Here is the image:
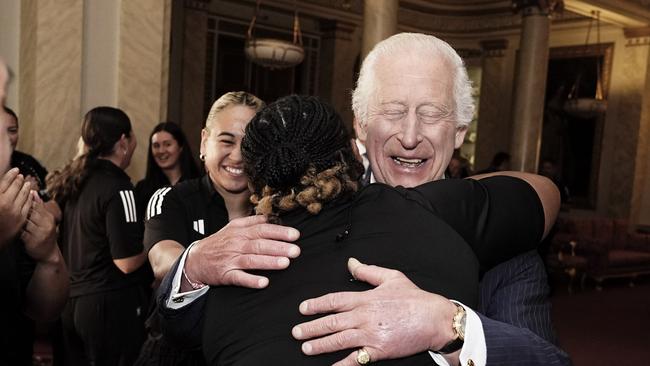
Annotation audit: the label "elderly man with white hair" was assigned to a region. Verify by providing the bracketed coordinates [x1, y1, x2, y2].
[157, 34, 571, 366]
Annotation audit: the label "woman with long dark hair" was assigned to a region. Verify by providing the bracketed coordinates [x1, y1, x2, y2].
[135, 121, 199, 221]
[48, 106, 148, 366]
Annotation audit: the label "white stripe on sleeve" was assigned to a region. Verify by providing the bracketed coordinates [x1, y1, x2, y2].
[146, 187, 172, 220]
[119, 191, 134, 223]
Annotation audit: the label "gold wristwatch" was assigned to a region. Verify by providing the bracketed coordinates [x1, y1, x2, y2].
[437, 303, 466, 354]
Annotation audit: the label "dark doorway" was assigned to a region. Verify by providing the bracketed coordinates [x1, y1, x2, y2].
[541, 44, 612, 208]
[208, 17, 319, 115]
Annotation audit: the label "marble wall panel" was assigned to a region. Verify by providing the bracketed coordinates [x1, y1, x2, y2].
[630, 44, 650, 227]
[603, 41, 650, 218]
[474, 46, 516, 171]
[19, 0, 83, 173]
[118, 0, 172, 181]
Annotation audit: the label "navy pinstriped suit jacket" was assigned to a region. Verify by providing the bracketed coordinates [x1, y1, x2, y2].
[477, 250, 572, 365]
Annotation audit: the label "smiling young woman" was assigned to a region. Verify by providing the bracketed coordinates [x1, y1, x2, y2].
[134, 121, 199, 222]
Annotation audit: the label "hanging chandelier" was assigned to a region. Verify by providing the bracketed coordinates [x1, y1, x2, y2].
[563, 10, 607, 119]
[244, 0, 304, 70]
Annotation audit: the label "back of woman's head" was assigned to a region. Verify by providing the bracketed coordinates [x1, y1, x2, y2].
[82, 107, 132, 158]
[144, 121, 199, 184]
[241, 95, 363, 218]
[48, 106, 132, 203]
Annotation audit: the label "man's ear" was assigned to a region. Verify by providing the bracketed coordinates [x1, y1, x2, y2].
[353, 118, 367, 144]
[350, 138, 363, 163]
[454, 126, 468, 149]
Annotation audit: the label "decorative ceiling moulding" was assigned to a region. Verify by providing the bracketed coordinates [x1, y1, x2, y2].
[480, 39, 509, 57]
[564, 0, 650, 28]
[185, 0, 210, 10]
[624, 26, 650, 46]
[399, 8, 524, 35]
[400, 0, 512, 17]
[512, 0, 565, 15]
[397, 2, 582, 38]
[220, 0, 362, 26]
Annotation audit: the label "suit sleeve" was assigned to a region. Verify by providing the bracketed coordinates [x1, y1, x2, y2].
[478, 251, 572, 365]
[157, 254, 206, 349]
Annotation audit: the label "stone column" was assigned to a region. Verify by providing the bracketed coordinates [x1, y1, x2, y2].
[19, 0, 84, 171]
[509, 1, 555, 172]
[319, 20, 359, 131]
[475, 39, 513, 171]
[361, 0, 398, 60]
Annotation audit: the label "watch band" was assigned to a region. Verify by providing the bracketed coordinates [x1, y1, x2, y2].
[437, 336, 464, 354]
[437, 303, 466, 354]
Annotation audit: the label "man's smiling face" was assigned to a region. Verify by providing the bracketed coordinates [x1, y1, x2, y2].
[359, 55, 467, 188]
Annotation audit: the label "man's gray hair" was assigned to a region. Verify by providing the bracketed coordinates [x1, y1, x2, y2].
[352, 33, 475, 128]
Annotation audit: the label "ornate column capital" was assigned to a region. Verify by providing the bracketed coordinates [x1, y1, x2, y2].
[624, 27, 650, 47]
[512, 0, 563, 16]
[480, 39, 509, 57]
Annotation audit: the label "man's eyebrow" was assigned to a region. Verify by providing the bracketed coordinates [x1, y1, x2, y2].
[378, 101, 407, 107]
[217, 132, 236, 138]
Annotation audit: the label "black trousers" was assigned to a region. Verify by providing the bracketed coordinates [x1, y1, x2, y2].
[61, 286, 147, 366]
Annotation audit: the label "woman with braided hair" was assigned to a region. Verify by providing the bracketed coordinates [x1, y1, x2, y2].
[199, 95, 559, 365]
[48, 106, 149, 365]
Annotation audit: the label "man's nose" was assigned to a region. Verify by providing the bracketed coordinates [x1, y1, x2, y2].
[398, 111, 422, 149]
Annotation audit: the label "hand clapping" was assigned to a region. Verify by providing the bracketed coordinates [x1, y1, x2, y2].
[0, 168, 33, 246]
[21, 191, 58, 262]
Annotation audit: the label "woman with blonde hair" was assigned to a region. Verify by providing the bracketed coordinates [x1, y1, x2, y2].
[137, 91, 265, 366]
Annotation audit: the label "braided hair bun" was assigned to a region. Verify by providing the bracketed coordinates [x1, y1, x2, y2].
[242, 95, 363, 217]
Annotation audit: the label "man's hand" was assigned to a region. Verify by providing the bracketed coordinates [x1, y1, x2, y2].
[0, 168, 32, 246]
[21, 192, 58, 263]
[292, 258, 458, 366]
[183, 215, 300, 289]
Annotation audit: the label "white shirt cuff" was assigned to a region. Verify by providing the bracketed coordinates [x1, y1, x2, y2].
[428, 301, 486, 366]
[165, 241, 210, 310]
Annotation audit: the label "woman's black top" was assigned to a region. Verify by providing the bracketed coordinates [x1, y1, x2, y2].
[60, 159, 144, 297]
[135, 174, 192, 223]
[202, 176, 545, 365]
[0, 239, 36, 365]
[143, 175, 230, 253]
